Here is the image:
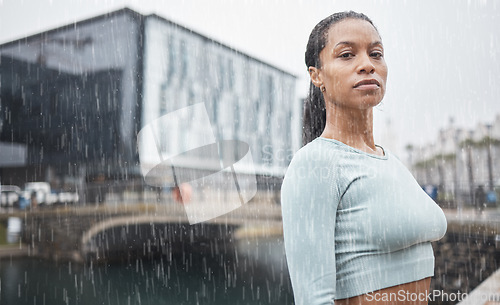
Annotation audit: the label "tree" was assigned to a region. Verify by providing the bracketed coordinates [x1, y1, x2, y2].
[475, 136, 500, 191]
[460, 138, 476, 205]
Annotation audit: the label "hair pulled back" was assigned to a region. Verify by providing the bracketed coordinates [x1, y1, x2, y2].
[302, 11, 378, 146]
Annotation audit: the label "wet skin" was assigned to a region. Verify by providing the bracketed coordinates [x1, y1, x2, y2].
[309, 18, 431, 304]
[309, 18, 388, 111]
[309, 18, 389, 156]
[336, 277, 431, 305]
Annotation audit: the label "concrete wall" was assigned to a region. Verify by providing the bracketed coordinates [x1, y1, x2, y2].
[431, 222, 500, 305]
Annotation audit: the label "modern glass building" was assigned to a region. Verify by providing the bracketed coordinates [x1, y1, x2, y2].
[0, 8, 299, 200]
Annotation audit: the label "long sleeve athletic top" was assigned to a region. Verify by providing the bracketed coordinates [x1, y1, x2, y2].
[281, 137, 447, 305]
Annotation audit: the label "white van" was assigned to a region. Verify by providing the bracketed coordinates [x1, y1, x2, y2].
[24, 182, 79, 205]
[24, 182, 58, 205]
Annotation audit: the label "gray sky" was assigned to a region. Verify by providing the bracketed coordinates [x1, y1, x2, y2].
[1, 0, 499, 157]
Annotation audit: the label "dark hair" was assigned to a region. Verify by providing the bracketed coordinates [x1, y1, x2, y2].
[302, 11, 378, 146]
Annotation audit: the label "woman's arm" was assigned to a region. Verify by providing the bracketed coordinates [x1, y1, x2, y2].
[281, 150, 340, 305]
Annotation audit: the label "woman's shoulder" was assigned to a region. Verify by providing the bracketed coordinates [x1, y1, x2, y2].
[283, 138, 346, 184]
[281, 138, 344, 207]
[289, 137, 345, 167]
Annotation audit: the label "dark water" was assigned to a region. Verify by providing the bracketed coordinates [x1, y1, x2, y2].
[0, 238, 294, 305]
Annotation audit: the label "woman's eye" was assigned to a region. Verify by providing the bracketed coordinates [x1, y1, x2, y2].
[371, 51, 383, 58]
[339, 53, 353, 58]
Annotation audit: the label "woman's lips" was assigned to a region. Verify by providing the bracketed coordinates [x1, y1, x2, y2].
[353, 79, 380, 90]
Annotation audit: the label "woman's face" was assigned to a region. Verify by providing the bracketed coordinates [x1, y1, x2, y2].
[309, 18, 388, 110]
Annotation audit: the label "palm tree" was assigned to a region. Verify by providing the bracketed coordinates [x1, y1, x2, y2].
[414, 159, 432, 185]
[434, 153, 456, 204]
[460, 138, 476, 205]
[475, 135, 500, 191]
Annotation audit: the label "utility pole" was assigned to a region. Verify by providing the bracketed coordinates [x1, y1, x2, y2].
[466, 131, 475, 206]
[486, 124, 494, 191]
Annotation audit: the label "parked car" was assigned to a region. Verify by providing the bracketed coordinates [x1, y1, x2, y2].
[0, 185, 21, 207]
[24, 182, 79, 206]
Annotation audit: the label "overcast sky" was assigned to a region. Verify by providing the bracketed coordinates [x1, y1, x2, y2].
[0, 0, 499, 157]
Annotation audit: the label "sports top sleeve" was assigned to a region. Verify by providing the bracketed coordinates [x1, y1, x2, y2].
[281, 147, 341, 305]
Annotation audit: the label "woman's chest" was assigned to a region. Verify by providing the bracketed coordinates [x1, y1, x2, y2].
[335, 160, 447, 252]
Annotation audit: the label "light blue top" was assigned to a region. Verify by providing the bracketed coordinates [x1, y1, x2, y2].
[281, 137, 447, 305]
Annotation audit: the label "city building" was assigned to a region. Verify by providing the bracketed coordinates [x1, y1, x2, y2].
[0, 8, 299, 202]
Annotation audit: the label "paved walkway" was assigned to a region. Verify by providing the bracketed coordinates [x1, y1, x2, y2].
[443, 207, 500, 235]
[457, 268, 500, 305]
[443, 207, 500, 222]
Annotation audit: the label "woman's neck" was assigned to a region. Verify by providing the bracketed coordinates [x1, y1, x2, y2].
[320, 105, 382, 156]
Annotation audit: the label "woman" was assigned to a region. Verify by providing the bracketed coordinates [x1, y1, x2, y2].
[281, 11, 447, 305]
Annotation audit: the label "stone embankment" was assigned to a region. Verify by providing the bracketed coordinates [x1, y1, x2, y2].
[432, 208, 500, 305]
[0, 244, 30, 258]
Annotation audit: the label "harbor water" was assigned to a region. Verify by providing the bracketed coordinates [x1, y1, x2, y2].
[0, 236, 294, 305]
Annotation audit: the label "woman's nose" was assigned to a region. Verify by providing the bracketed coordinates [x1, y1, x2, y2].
[357, 54, 375, 74]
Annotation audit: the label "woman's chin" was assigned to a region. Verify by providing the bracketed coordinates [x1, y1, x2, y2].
[357, 95, 384, 109]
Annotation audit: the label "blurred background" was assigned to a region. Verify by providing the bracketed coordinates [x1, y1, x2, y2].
[0, 1, 498, 304]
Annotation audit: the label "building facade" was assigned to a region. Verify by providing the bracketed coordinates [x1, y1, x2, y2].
[0, 9, 299, 201]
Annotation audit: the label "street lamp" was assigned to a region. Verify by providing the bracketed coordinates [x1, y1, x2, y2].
[466, 130, 475, 207]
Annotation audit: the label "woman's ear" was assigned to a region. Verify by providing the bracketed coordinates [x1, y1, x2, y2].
[308, 66, 323, 88]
